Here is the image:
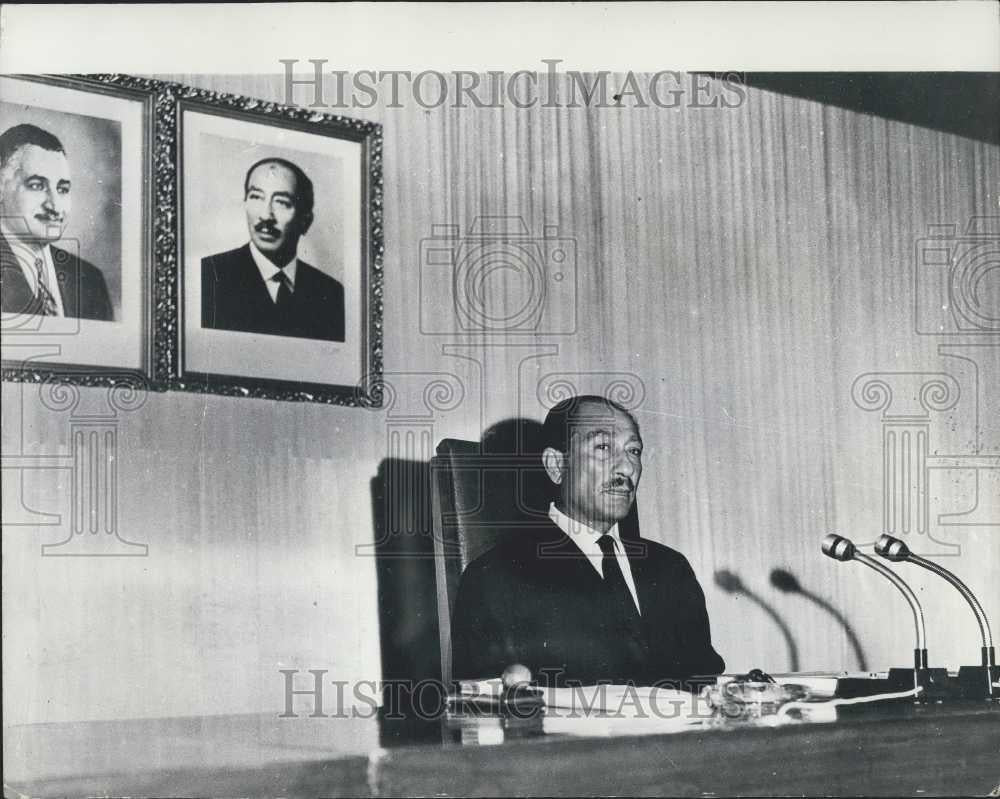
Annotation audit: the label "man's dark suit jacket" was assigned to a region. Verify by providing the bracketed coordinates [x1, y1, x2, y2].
[201, 244, 345, 342]
[451, 520, 725, 686]
[0, 233, 113, 321]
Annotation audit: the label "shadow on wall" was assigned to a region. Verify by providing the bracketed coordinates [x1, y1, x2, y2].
[714, 567, 869, 673]
[369, 455, 437, 739]
[770, 568, 868, 672]
[715, 569, 802, 673]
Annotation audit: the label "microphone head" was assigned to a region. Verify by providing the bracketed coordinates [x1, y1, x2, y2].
[875, 534, 910, 561]
[821, 534, 855, 562]
[770, 568, 801, 593]
[714, 569, 744, 593]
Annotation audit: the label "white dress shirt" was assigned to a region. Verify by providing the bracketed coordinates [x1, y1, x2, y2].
[548, 502, 641, 614]
[3, 231, 65, 316]
[249, 242, 298, 303]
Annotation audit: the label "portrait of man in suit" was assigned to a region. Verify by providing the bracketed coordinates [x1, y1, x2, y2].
[201, 157, 345, 343]
[452, 395, 725, 686]
[0, 123, 114, 321]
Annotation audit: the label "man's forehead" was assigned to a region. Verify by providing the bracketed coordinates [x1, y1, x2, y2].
[17, 145, 70, 178]
[568, 404, 641, 441]
[248, 162, 297, 192]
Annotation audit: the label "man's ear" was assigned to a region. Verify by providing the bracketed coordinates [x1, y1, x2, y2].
[299, 209, 314, 236]
[542, 447, 566, 485]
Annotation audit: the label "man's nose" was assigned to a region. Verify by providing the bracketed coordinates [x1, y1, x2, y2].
[44, 189, 68, 214]
[614, 453, 638, 480]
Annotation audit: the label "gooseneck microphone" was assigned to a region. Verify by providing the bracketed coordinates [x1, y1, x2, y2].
[875, 534, 996, 694]
[821, 534, 928, 669]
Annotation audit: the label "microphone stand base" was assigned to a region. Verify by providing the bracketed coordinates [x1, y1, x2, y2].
[955, 665, 1000, 700]
[833, 667, 998, 702]
[834, 669, 946, 701]
[887, 667, 951, 702]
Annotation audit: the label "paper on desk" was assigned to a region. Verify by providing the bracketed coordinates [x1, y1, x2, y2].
[540, 684, 714, 737]
[456, 677, 504, 698]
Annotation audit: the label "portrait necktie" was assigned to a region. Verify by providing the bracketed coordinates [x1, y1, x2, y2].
[34, 257, 58, 316]
[597, 534, 640, 624]
[271, 269, 292, 307]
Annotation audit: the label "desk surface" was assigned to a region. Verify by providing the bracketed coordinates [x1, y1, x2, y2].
[5, 701, 999, 797]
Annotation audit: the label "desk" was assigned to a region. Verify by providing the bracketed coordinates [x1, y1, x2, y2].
[5, 702, 999, 797]
[389, 702, 1000, 797]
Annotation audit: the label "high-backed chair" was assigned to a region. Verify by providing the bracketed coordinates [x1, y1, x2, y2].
[430, 438, 546, 685]
[430, 437, 639, 686]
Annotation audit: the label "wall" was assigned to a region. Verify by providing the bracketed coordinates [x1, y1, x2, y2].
[3, 73, 998, 725]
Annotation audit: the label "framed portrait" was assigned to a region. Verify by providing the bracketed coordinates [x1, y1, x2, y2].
[0, 74, 156, 387]
[172, 87, 384, 405]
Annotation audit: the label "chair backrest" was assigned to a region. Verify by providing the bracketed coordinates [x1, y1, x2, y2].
[430, 438, 550, 685]
[430, 436, 641, 685]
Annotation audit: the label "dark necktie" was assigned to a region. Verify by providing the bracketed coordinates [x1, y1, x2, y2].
[271, 269, 292, 307]
[597, 534, 640, 624]
[34, 257, 58, 316]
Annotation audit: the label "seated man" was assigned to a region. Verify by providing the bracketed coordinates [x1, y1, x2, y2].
[451, 394, 725, 686]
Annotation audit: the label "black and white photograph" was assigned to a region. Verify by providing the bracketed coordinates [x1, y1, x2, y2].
[0, 74, 153, 378]
[177, 96, 380, 402]
[1, 3, 998, 798]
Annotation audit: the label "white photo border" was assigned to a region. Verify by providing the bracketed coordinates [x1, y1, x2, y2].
[168, 86, 384, 407]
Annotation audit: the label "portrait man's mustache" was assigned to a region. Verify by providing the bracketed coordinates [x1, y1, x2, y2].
[253, 219, 280, 236]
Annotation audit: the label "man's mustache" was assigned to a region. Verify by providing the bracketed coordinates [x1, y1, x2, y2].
[603, 476, 635, 493]
[254, 220, 281, 235]
[34, 212, 64, 223]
